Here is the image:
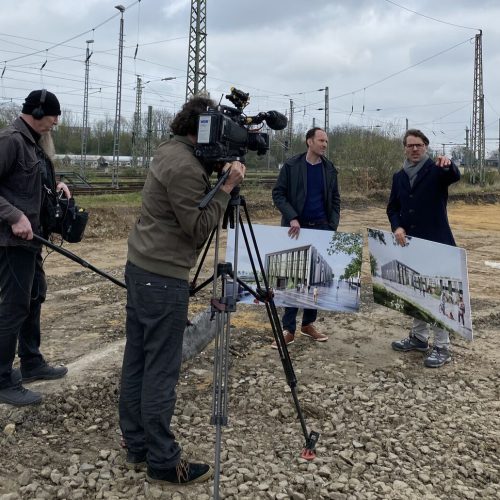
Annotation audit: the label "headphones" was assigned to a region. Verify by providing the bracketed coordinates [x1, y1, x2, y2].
[31, 89, 47, 120]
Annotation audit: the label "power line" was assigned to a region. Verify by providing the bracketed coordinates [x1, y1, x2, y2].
[199, 37, 475, 118]
[0, 0, 141, 65]
[383, 0, 481, 31]
[331, 37, 474, 101]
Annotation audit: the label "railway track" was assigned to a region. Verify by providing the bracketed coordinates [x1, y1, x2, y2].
[71, 184, 145, 195]
[71, 178, 276, 196]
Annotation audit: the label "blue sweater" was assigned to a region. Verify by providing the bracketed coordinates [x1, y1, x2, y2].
[300, 161, 327, 222]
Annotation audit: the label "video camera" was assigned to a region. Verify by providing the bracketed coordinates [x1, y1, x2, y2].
[195, 87, 288, 163]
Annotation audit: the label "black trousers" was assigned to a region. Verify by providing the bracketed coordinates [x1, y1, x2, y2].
[0, 246, 46, 389]
[119, 261, 190, 470]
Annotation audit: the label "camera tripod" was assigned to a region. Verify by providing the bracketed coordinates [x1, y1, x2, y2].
[191, 188, 319, 499]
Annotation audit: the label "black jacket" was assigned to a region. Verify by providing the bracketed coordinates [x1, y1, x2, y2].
[0, 117, 56, 247]
[272, 153, 341, 230]
[386, 158, 460, 246]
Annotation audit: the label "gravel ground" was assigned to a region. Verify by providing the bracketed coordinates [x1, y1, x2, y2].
[0, 201, 499, 500]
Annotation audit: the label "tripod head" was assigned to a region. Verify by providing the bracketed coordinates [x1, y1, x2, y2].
[222, 186, 246, 229]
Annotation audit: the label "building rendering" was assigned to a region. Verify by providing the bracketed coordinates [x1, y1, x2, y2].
[380, 259, 463, 297]
[265, 244, 333, 291]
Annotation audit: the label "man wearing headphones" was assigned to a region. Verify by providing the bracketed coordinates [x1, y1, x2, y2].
[0, 89, 70, 406]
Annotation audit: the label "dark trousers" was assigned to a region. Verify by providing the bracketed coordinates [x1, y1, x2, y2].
[119, 261, 189, 470]
[281, 223, 331, 334]
[0, 246, 46, 389]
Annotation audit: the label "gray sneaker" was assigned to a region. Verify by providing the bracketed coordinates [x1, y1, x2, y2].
[424, 346, 451, 368]
[391, 335, 428, 352]
[21, 363, 68, 383]
[0, 384, 42, 406]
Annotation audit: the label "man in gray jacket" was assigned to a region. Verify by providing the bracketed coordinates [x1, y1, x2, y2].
[119, 96, 245, 485]
[0, 90, 70, 407]
[271, 127, 340, 348]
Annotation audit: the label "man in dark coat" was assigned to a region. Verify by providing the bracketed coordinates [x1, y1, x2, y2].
[271, 127, 340, 348]
[387, 128, 460, 368]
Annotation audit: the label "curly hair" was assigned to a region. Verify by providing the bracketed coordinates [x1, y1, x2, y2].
[170, 96, 215, 136]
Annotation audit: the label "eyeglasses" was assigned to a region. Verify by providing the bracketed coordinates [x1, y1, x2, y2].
[405, 143, 426, 149]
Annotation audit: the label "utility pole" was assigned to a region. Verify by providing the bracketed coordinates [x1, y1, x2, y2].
[465, 126, 470, 177]
[80, 39, 93, 179]
[324, 86, 329, 132]
[287, 99, 294, 157]
[324, 86, 330, 158]
[471, 30, 485, 184]
[112, 4, 125, 188]
[186, 0, 207, 100]
[266, 126, 272, 169]
[405, 118, 409, 131]
[131, 76, 143, 168]
[143, 105, 153, 168]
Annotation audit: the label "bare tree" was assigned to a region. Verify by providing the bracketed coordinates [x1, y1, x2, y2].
[0, 103, 20, 127]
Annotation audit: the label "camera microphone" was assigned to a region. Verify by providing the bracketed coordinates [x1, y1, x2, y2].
[247, 111, 288, 131]
[263, 111, 288, 130]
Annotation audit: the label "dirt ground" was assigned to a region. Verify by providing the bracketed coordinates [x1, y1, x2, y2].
[0, 198, 499, 499]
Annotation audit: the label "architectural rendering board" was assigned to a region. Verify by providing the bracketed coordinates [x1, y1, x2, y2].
[226, 224, 363, 313]
[367, 228, 472, 340]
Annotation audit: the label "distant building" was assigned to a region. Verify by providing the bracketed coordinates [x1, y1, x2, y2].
[53, 154, 150, 169]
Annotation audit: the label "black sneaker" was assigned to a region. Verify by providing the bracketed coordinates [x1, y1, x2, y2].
[424, 346, 452, 368]
[147, 459, 213, 485]
[22, 364, 68, 383]
[391, 335, 428, 352]
[0, 384, 42, 406]
[126, 450, 147, 470]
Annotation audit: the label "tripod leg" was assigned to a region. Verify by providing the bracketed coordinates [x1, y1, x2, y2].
[210, 307, 230, 499]
[209, 218, 239, 499]
[264, 299, 319, 458]
[238, 200, 320, 459]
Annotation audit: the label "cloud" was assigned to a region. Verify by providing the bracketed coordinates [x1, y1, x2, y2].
[0, 0, 498, 153]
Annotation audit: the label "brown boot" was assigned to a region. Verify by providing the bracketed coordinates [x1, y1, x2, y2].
[271, 330, 295, 349]
[300, 324, 328, 342]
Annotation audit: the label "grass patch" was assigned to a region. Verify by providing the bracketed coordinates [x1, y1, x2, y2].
[75, 189, 267, 210]
[72, 172, 500, 210]
[449, 170, 500, 194]
[77, 192, 142, 208]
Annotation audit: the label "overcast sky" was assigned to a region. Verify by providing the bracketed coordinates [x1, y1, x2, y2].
[1, 0, 499, 156]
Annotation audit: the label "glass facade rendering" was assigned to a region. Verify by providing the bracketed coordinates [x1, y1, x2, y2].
[265, 245, 333, 290]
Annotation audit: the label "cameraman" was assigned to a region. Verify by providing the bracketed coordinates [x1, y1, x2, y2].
[119, 96, 245, 485]
[0, 90, 70, 407]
